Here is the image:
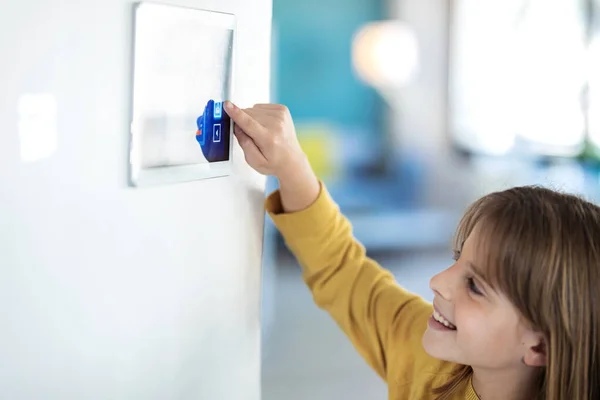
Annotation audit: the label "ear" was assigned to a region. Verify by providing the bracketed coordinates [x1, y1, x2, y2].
[522, 334, 547, 367]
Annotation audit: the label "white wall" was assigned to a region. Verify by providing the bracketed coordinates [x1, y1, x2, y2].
[0, 0, 271, 399]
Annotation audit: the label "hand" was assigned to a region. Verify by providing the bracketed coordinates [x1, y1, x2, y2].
[224, 101, 320, 212]
[224, 102, 304, 178]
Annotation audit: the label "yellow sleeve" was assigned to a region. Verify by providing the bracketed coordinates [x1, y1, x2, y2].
[265, 182, 437, 382]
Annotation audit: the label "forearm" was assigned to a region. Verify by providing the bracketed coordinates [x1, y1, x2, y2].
[265, 183, 433, 380]
[276, 156, 320, 213]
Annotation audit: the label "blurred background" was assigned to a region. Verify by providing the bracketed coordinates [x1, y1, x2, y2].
[260, 0, 600, 399]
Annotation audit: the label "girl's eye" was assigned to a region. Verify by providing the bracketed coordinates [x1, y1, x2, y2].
[467, 277, 484, 296]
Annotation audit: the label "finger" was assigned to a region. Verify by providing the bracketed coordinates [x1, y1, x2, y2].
[234, 127, 254, 149]
[234, 126, 267, 162]
[234, 123, 244, 135]
[233, 117, 273, 160]
[224, 101, 266, 140]
[234, 124, 257, 148]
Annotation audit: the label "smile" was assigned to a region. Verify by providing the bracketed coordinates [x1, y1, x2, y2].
[433, 309, 456, 330]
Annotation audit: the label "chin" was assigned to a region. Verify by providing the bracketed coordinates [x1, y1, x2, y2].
[421, 328, 457, 362]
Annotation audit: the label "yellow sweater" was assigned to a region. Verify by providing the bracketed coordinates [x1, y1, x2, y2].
[266, 183, 479, 400]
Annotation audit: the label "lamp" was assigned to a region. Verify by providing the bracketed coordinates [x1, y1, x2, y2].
[351, 20, 419, 95]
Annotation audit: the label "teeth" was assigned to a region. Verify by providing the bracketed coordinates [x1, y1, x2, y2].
[433, 310, 456, 329]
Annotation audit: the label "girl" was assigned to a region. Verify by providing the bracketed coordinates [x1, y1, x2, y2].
[224, 101, 600, 399]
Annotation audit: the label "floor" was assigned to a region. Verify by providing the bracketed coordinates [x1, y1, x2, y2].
[261, 251, 449, 400]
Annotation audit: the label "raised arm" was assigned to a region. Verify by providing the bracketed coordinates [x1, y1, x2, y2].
[268, 180, 435, 379]
[225, 102, 435, 380]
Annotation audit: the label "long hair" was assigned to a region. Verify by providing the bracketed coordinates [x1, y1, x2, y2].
[433, 185, 600, 399]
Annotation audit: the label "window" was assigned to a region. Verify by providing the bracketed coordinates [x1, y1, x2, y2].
[449, 0, 588, 157]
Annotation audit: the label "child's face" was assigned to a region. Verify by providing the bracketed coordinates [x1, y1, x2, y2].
[421, 227, 542, 371]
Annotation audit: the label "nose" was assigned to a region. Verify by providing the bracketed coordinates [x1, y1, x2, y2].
[429, 265, 456, 301]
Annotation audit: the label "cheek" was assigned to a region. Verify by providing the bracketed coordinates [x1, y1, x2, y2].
[455, 302, 521, 359]
[455, 302, 503, 347]
[455, 303, 482, 336]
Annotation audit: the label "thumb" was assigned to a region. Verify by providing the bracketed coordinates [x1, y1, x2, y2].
[225, 101, 266, 142]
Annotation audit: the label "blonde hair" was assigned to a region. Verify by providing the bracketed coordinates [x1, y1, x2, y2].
[434, 185, 600, 400]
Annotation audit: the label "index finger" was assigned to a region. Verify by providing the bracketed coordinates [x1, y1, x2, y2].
[224, 101, 266, 140]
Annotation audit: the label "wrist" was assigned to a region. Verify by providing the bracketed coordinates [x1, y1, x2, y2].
[276, 155, 315, 188]
[276, 156, 320, 213]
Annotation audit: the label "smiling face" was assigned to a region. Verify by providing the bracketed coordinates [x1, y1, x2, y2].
[423, 186, 600, 399]
[421, 224, 542, 371]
